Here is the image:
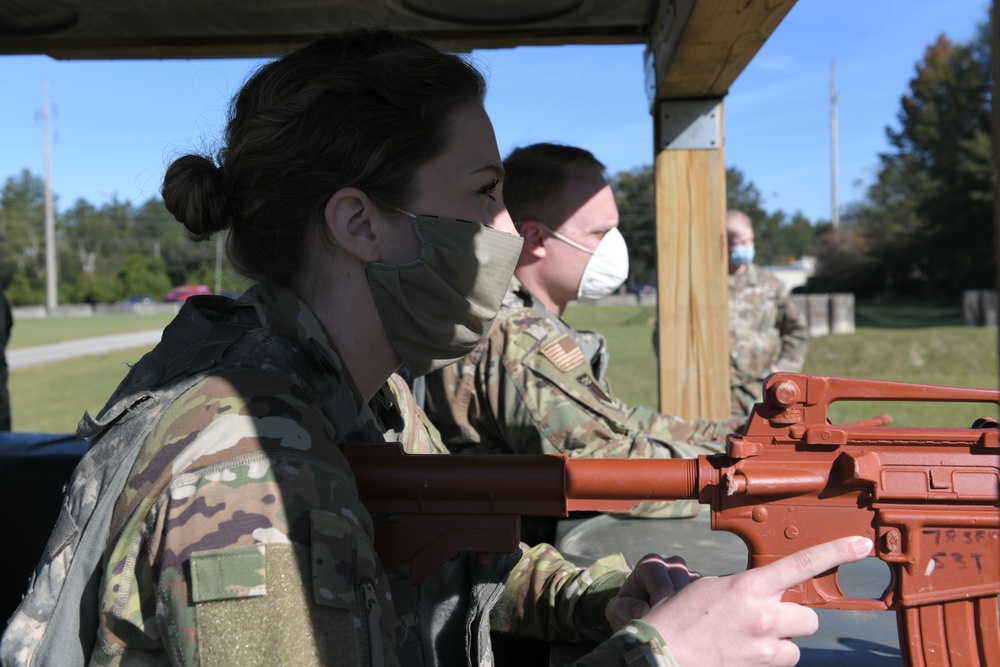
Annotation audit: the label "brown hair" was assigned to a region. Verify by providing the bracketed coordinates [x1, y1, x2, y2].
[502, 142, 605, 230]
[162, 29, 487, 287]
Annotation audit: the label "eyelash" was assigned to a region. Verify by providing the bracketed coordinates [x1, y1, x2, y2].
[478, 179, 499, 201]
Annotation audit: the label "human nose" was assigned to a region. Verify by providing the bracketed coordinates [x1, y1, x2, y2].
[488, 206, 517, 235]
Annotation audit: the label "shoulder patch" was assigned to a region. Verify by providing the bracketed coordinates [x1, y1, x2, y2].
[540, 335, 587, 372]
[190, 544, 267, 603]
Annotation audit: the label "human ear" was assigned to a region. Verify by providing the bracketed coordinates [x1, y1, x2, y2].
[322, 188, 381, 262]
[519, 221, 548, 258]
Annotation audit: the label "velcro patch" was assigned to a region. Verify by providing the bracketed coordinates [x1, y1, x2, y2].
[190, 545, 267, 602]
[540, 335, 586, 372]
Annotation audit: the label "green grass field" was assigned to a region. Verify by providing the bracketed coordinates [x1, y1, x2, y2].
[8, 302, 999, 433]
[563, 301, 998, 428]
[8, 313, 176, 433]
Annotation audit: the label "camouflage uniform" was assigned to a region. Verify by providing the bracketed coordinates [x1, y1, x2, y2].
[424, 279, 744, 519]
[2, 283, 678, 666]
[729, 264, 808, 416]
[425, 278, 741, 459]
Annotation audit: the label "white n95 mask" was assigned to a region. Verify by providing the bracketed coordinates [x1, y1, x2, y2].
[539, 224, 630, 300]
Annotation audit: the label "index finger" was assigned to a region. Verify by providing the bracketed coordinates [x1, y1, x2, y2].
[754, 536, 872, 596]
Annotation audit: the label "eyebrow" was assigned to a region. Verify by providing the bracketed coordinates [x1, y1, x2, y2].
[470, 164, 504, 179]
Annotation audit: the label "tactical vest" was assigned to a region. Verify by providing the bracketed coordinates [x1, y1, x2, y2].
[0, 294, 517, 667]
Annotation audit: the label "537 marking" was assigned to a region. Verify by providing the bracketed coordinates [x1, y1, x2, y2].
[922, 529, 998, 575]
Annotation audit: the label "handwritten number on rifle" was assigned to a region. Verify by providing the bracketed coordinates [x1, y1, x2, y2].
[922, 529, 995, 575]
[928, 551, 980, 573]
[971, 553, 985, 572]
[922, 528, 991, 545]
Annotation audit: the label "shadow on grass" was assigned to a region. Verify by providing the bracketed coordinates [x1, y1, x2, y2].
[855, 301, 964, 329]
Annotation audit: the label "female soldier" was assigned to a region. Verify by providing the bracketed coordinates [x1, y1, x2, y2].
[1, 30, 869, 667]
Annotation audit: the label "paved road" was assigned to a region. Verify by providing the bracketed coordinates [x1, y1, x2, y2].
[7, 329, 163, 369]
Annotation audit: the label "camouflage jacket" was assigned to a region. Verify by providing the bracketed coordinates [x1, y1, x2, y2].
[423, 280, 744, 520]
[728, 264, 808, 416]
[3, 283, 677, 666]
[424, 278, 740, 461]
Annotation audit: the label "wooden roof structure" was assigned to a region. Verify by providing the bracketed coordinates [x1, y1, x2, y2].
[1, 0, 798, 418]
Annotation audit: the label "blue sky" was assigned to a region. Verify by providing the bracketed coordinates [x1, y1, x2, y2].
[0, 1, 990, 223]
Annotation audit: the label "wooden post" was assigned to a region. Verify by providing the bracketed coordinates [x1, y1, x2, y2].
[653, 100, 729, 419]
[644, 0, 795, 420]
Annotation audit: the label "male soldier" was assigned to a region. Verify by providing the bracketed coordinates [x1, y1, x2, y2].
[423, 143, 743, 529]
[727, 209, 809, 416]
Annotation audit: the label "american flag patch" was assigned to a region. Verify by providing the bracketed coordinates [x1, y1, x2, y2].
[540, 335, 586, 372]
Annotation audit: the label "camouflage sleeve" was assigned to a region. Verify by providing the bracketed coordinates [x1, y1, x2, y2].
[98, 371, 399, 666]
[385, 373, 451, 454]
[490, 542, 631, 643]
[728, 267, 809, 416]
[567, 621, 681, 667]
[623, 403, 744, 456]
[472, 315, 710, 517]
[774, 290, 808, 373]
[478, 313, 697, 461]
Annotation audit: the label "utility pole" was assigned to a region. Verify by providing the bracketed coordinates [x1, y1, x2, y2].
[830, 60, 840, 230]
[42, 78, 58, 311]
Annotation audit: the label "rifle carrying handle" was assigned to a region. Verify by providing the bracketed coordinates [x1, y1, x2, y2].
[898, 596, 1000, 666]
[766, 373, 1000, 408]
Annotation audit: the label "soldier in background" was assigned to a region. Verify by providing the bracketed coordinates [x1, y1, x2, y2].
[424, 143, 745, 517]
[727, 209, 809, 416]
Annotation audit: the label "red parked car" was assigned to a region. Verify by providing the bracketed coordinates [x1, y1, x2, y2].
[162, 285, 212, 302]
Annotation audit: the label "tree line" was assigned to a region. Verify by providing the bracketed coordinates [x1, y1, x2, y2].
[615, 11, 994, 300]
[809, 17, 994, 297]
[613, 164, 821, 291]
[0, 171, 235, 305]
[0, 13, 992, 305]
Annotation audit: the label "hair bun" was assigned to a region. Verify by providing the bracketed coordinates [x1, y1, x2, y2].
[161, 154, 233, 241]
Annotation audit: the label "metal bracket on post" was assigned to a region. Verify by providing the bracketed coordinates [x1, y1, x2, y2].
[656, 99, 722, 151]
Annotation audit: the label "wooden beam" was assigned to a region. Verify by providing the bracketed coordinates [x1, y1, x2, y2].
[0, 0, 658, 59]
[650, 0, 796, 100]
[653, 99, 730, 419]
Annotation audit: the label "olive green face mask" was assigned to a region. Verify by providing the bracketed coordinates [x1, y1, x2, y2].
[365, 214, 523, 377]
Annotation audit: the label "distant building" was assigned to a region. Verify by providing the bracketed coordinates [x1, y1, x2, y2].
[763, 256, 816, 294]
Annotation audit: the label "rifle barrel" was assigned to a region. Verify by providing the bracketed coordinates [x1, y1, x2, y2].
[564, 458, 700, 512]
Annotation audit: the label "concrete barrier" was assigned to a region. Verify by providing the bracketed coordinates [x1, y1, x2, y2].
[790, 293, 855, 337]
[830, 293, 856, 334]
[963, 289, 997, 326]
